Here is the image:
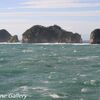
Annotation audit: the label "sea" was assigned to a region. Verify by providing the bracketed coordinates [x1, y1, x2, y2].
[0, 43, 100, 100]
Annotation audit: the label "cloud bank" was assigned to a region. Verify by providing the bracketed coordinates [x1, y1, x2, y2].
[20, 0, 100, 8]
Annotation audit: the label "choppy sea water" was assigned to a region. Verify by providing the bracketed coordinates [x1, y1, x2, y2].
[0, 43, 100, 100]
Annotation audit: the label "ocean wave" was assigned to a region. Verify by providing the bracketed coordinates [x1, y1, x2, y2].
[32, 87, 49, 92]
[0, 42, 93, 46]
[12, 86, 50, 93]
[33, 43, 67, 45]
[48, 93, 61, 98]
[77, 56, 98, 60]
[19, 43, 89, 45]
[83, 80, 96, 86]
[22, 49, 33, 53]
[44, 93, 68, 99]
[72, 43, 90, 45]
[81, 88, 88, 93]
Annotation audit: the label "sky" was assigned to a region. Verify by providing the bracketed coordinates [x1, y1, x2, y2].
[0, 0, 100, 40]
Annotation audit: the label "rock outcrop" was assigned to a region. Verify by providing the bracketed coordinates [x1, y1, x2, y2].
[71, 33, 82, 43]
[22, 25, 82, 43]
[90, 29, 100, 44]
[0, 29, 12, 42]
[8, 35, 19, 43]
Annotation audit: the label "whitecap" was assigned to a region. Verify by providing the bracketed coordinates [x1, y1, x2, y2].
[23, 68, 28, 70]
[50, 72, 56, 74]
[80, 74, 87, 77]
[22, 49, 33, 53]
[32, 87, 49, 93]
[19, 86, 29, 92]
[0, 58, 4, 61]
[33, 43, 67, 45]
[77, 57, 90, 60]
[53, 53, 57, 56]
[59, 81, 63, 84]
[49, 93, 60, 98]
[77, 56, 98, 60]
[42, 81, 49, 84]
[83, 81, 88, 85]
[81, 88, 88, 93]
[72, 43, 90, 45]
[13, 86, 50, 93]
[61, 46, 65, 49]
[12, 86, 29, 93]
[96, 69, 100, 72]
[72, 78, 77, 81]
[48, 75, 52, 79]
[80, 98, 84, 100]
[83, 80, 96, 85]
[90, 80, 96, 85]
[73, 50, 77, 53]
[42, 53, 46, 56]
[48, 93, 67, 99]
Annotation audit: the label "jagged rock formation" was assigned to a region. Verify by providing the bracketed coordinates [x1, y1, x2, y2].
[0, 29, 12, 42]
[90, 29, 100, 44]
[8, 35, 19, 43]
[22, 25, 82, 43]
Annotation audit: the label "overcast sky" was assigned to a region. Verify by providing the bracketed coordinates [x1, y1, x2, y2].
[0, 0, 100, 40]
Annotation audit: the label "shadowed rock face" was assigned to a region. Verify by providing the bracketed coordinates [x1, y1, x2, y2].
[71, 33, 82, 43]
[0, 29, 12, 42]
[8, 35, 19, 43]
[90, 29, 100, 44]
[22, 25, 82, 43]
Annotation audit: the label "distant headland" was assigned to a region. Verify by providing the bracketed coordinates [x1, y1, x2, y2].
[0, 25, 99, 44]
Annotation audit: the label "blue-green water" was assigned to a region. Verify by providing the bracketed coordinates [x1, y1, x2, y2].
[0, 43, 100, 100]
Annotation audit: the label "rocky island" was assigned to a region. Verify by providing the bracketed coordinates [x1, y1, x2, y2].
[90, 29, 100, 44]
[22, 25, 82, 43]
[0, 29, 19, 43]
[8, 35, 19, 43]
[0, 29, 12, 42]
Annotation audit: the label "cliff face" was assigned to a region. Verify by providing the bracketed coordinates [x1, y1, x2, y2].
[0, 29, 12, 42]
[90, 29, 100, 44]
[22, 25, 82, 43]
[8, 35, 19, 43]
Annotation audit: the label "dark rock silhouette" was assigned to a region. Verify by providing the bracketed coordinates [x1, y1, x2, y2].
[90, 29, 100, 44]
[8, 35, 19, 43]
[71, 33, 82, 43]
[0, 29, 12, 42]
[22, 25, 82, 43]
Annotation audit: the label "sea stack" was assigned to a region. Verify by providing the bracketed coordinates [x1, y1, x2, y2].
[90, 29, 100, 44]
[22, 25, 82, 43]
[0, 29, 12, 42]
[8, 35, 19, 43]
